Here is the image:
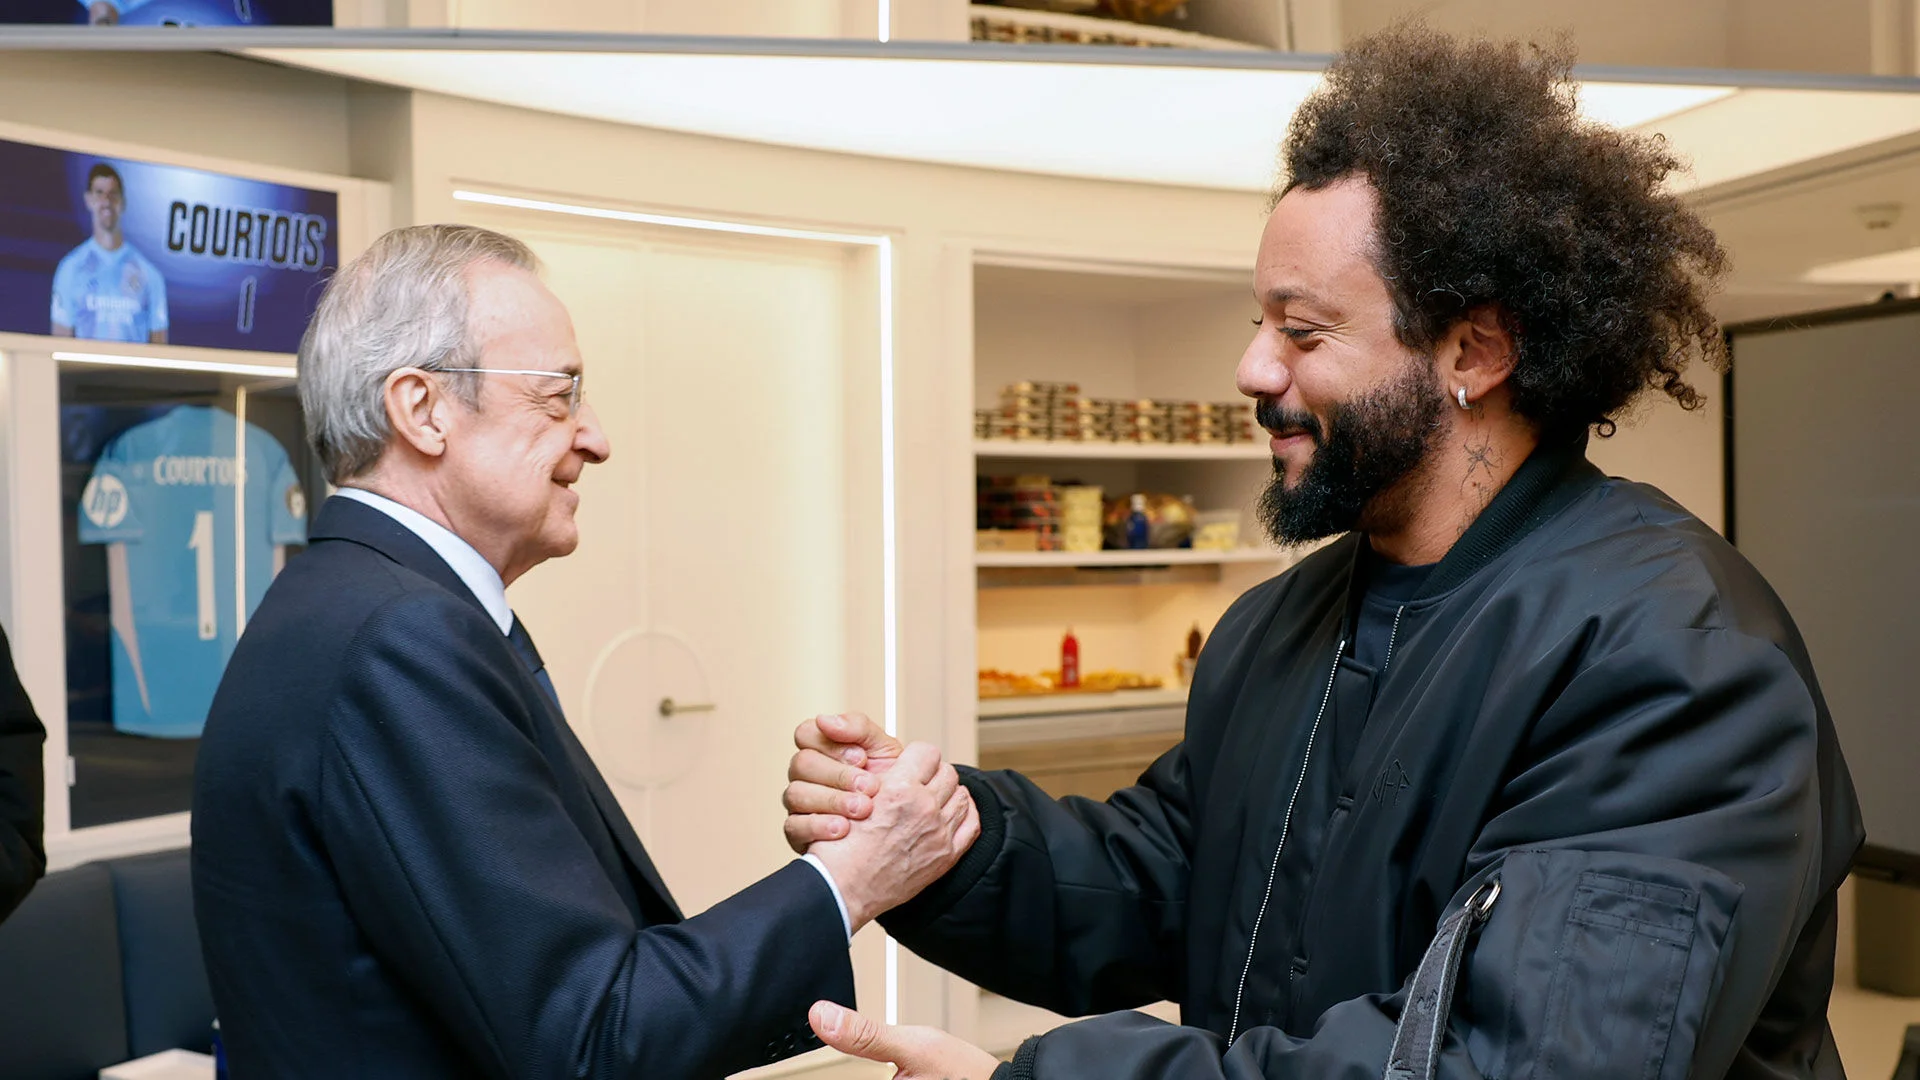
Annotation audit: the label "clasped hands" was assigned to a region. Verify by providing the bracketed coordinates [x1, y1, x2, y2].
[783, 712, 1002, 1080]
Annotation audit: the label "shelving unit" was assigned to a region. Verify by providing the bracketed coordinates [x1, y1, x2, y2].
[960, 252, 1280, 1048]
[975, 439, 1268, 461]
[975, 547, 1284, 568]
[967, 3, 1270, 50]
[977, 685, 1188, 720]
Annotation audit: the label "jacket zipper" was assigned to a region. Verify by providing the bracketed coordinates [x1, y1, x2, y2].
[1227, 638, 1346, 1045]
[1381, 605, 1407, 676]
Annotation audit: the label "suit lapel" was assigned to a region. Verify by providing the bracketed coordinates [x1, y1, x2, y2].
[314, 496, 683, 922]
[311, 497, 490, 619]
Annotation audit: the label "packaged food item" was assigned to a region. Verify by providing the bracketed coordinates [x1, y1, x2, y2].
[1191, 510, 1241, 551]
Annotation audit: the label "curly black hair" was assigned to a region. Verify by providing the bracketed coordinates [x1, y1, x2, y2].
[1280, 25, 1728, 438]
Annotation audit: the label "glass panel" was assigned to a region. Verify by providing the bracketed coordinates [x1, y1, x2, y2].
[59, 363, 320, 828]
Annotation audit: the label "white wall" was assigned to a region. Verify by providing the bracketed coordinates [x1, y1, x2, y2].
[1587, 380, 1726, 534]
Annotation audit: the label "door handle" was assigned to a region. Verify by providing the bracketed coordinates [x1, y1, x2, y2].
[658, 697, 716, 718]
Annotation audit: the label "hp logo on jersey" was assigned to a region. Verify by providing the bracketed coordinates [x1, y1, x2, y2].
[82, 474, 130, 529]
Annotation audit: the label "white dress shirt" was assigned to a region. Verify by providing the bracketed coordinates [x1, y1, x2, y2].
[333, 486, 853, 940]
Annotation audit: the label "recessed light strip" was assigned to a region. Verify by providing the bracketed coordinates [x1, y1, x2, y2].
[52, 352, 296, 379]
[452, 190, 888, 249]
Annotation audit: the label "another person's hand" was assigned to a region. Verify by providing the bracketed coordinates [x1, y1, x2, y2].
[806, 742, 979, 932]
[784, 712, 905, 853]
[810, 1001, 1001, 1080]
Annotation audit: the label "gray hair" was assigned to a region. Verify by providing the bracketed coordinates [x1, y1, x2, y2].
[299, 224, 540, 484]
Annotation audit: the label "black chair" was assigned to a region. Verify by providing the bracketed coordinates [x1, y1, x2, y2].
[0, 848, 213, 1080]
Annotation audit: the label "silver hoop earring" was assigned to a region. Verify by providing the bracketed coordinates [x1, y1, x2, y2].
[1456, 386, 1471, 410]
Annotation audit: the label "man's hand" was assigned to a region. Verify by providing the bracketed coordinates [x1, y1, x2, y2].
[784, 712, 905, 852]
[807, 742, 980, 932]
[810, 1001, 1001, 1080]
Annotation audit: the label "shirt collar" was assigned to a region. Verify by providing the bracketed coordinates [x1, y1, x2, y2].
[334, 486, 513, 636]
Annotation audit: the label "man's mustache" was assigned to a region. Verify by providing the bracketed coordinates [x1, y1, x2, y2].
[1255, 398, 1322, 442]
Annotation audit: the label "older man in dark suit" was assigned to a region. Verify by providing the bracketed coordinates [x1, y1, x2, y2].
[192, 224, 978, 1079]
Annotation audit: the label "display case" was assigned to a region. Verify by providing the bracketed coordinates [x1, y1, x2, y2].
[58, 361, 319, 828]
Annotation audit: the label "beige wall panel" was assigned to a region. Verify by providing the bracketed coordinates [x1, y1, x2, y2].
[1728, 0, 1876, 74]
[638, 0, 843, 37]
[0, 52, 352, 177]
[444, 0, 854, 34]
[1585, 382, 1726, 534]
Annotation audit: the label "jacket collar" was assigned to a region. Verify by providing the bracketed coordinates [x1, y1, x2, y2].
[1336, 434, 1604, 608]
[308, 495, 494, 623]
[1413, 433, 1604, 600]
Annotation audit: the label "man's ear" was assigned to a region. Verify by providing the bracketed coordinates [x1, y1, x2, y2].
[382, 368, 452, 460]
[1437, 306, 1518, 406]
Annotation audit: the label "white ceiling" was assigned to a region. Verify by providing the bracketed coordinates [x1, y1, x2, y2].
[237, 46, 1827, 192]
[230, 41, 1920, 321]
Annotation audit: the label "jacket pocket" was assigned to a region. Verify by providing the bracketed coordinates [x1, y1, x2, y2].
[1536, 872, 1695, 1080]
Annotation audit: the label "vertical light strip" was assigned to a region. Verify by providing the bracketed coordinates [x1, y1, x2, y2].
[877, 235, 900, 1026]
[877, 0, 891, 42]
[232, 385, 249, 637]
[452, 187, 906, 1029]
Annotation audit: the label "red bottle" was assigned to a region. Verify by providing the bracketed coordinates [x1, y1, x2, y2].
[1060, 628, 1080, 689]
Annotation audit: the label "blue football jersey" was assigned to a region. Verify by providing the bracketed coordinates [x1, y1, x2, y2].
[78, 406, 307, 738]
[50, 239, 170, 343]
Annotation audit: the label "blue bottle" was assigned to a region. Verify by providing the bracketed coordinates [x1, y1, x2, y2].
[1125, 494, 1151, 550]
[212, 1019, 228, 1078]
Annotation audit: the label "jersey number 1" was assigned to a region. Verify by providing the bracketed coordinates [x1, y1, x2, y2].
[189, 510, 217, 641]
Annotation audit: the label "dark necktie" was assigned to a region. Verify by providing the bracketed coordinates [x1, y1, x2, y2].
[503, 612, 682, 919]
[505, 616, 561, 710]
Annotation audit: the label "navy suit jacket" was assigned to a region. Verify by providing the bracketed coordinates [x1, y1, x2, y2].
[192, 496, 853, 1079]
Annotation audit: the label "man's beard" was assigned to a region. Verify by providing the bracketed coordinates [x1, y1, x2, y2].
[1255, 360, 1449, 545]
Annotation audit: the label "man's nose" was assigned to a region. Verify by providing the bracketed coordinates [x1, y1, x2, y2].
[575, 401, 612, 464]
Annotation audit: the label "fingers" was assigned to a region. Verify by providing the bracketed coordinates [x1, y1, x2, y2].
[890, 741, 943, 787]
[938, 786, 970, 830]
[788, 748, 879, 796]
[925, 762, 960, 807]
[784, 813, 849, 853]
[784, 780, 873, 819]
[953, 795, 983, 853]
[810, 1001, 895, 1062]
[816, 712, 900, 758]
[794, 717, 869, 768]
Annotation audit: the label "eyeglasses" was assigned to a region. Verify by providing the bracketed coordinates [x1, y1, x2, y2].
[434, 367, 584, 417]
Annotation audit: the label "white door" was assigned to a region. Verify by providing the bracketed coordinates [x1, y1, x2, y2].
[498, 221, 886, 963]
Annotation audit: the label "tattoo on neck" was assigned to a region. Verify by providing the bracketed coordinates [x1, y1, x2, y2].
[1463, 438, 1498, 491]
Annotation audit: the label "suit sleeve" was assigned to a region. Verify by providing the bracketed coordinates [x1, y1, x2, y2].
[881, 739, 1196, 1017]
[316, 593, 854, 1080]
[0, 626, 46, 923]
[991, 628, 1846, 1080]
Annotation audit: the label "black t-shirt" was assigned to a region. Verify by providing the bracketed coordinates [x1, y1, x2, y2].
[1353, 548, 1433, 674]
[1330, 546, 1435, 781]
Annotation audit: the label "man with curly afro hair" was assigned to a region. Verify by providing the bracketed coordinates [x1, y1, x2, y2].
[784, 25, 1861, 1080]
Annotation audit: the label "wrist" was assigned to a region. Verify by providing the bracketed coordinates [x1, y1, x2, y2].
[810, 846, 880, 932]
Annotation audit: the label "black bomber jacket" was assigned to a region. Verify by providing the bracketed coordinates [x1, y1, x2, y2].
[884, 437, 1863, 1080]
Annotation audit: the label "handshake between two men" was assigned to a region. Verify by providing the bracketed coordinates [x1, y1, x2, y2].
[784, 713, 1009, 1080]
